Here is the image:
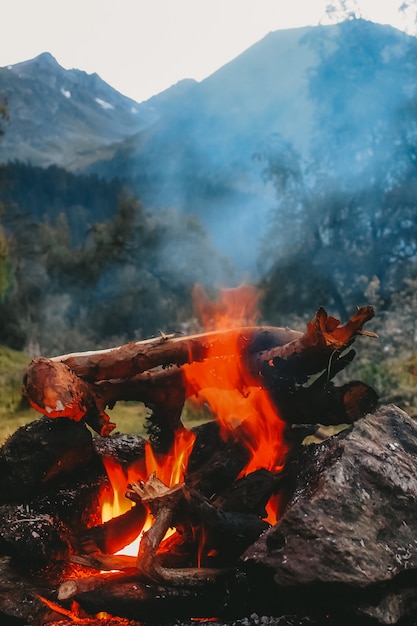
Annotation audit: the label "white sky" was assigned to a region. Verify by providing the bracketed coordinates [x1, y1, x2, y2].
[1, 0, 414, 103]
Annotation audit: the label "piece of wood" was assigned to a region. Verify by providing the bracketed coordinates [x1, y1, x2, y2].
[58, 569, 140, 601]
[22, 327, 300, 435]
[69, 553, 137, 571]
[0, 416, 94, 501]
[186, 421, 251, 498]
[125, 474, 226, 585]
[269, 380, 379, 426]
[212, 467, 284, 516]
[127, 473, 269, 573]
[249, 306, 376, 382]
[52, 326, 303, 381]
[79, 503, 147, 555]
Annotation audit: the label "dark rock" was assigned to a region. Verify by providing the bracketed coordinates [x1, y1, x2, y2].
[93, 432, 145, 468]
[242, 405, 417, 622]
[0, 417, 94, 502]
[0, 502, 72, 564]
[0, 556, 55, 625]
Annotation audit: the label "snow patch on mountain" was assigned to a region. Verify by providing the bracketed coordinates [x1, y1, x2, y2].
[95, 97, 114, 110]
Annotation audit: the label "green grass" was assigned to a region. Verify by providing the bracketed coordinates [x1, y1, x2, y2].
[0, 345, 36, 442]
[105, 399, 212, 437]
[355, 353, 417, 417]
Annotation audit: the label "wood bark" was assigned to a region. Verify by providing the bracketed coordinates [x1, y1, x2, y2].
[51, 326, 303, 381]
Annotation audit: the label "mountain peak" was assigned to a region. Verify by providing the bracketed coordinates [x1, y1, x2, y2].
[5, 51, 61, 73]
[33, 51, 58, 65]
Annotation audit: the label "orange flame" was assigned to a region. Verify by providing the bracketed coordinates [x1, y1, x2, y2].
[184, 284, 288, 522]
[100, 428, 196, 555]
[191, 283, 261, 330]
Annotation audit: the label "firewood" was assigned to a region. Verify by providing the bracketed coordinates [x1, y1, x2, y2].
[127, 473, 269, 574]
[22, 307, 376, 437]
[79, 503, 147, 555]
[126, 474, 227, 585]
[269, 380, 379, 426]
[0, 417, 94, 501]
[212, 467, 284, 516]
[249, 306, 376, 382]
[58, 569, 140, 601]
[70, 552, 137, 571]
[71, 574, 247, 623]
[52, 326, 303, 381]
[21, 326, 301, 431]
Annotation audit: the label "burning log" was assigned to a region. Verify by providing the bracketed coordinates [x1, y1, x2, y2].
[22, 306, 377, 441]
[249, 305, 377, 380]
[70, 552, 137, 572]
[22, 326, 303, 438]
[127, 473, 236, 585]
[48, 326, 304, 381]
[57, 569, 140, 602]
[79, 503, 147, 555]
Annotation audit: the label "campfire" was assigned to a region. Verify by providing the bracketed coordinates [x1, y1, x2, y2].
[5, 286, 417, 626]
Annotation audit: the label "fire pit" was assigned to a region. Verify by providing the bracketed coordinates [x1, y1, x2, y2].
[4, 288, 416, 625]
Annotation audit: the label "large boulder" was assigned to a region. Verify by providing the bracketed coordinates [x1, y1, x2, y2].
[242, 405, 417, 623]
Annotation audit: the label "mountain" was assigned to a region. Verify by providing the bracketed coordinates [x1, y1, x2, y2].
[0, 52, 196, 170]
[1, 21, 416, 274]
[85, 19, 417, 271]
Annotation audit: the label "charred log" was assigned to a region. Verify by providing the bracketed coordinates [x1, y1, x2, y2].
[0, 417, 94, 502]
[212, 468, 285, 517]
[0, 501, 72, 565]
[93, 432, 146, 469]
[186, 422, 251, 498]
[71, 572, 249, 623]
[267, 380, 379, 427]
[79, 504, 147, 555]
[249, 306, 376, 383]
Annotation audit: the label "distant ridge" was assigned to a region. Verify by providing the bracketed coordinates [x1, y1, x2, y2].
[0, 52, 195, 170]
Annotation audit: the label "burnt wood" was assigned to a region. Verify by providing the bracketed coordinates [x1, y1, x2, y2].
[0, 417, 94, 502]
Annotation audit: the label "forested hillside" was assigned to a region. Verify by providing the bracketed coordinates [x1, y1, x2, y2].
[0, 162, 233, 355]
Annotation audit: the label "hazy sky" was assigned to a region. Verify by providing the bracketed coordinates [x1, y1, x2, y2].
[1, 0, 413, 103]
